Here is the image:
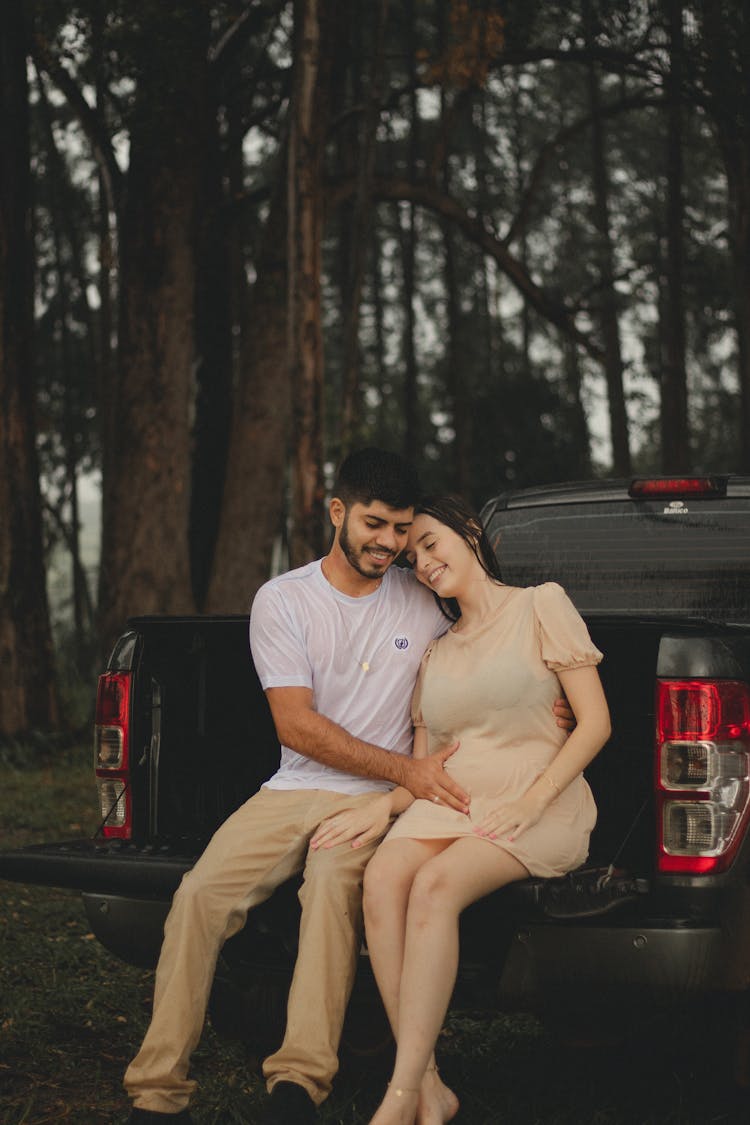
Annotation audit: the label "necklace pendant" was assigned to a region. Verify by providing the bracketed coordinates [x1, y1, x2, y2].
[361, 661, 370, 672]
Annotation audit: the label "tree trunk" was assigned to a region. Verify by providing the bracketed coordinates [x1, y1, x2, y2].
[93, 16, 115, 612]
[730, 182, 750, 471]
[332, 3, 358, 456]
[338, 0, 389, 454]
[443, 218, 469, 491]
[439, 76, 469, 493]
[401, 0, 420, 458]
[698, 1, 750, 471]
[561, 333, 592, 477]
[190, 78, 233, 610]
[371, 218, 391, 446]
[557, 102, 591, 477]
[661, 0, 690, 472]
[36, 72, 94, 668]
[204, 171, 292, 611]
[98, 5, 209, 651]
[400, 202, 419, 459]
[0, 1, 59, 736]
[509, 73, 532, 382]
[288, 0, 336, 567]
[584, 0, 631, 475]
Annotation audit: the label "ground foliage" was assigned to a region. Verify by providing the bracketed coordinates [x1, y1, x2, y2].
[1, 753, 750, 1123]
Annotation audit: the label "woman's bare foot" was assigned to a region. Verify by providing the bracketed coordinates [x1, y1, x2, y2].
[416, 1067, 459, 1125]
[369, 1083, 420, 1125]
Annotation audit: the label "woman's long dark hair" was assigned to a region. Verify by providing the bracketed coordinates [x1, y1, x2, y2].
[414, 494, 503, 622]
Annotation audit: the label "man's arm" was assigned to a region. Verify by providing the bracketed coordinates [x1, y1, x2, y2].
[265, 686, 470, 813]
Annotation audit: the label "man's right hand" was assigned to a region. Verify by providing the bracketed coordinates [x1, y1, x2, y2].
[401, 743, 470, 814]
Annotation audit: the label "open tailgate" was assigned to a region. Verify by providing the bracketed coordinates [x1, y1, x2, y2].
[0, 840, 194, 897]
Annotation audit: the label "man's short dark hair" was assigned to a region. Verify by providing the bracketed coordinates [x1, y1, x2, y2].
[333, 448, 420, 510]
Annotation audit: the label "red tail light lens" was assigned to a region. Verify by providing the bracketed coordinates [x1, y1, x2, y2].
[94, 672, 132, 839]
[656, 679, 750, 873]
[630, 477, 726, 499]
[658, 679, 750, 742]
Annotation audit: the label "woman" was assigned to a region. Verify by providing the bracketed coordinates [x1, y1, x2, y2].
[364, 495, 609, 1125]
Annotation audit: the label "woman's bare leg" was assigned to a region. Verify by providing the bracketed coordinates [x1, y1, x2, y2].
[365, 839, 458, 1124]
[369, 839, 528, 1125]
[364, 839, 448, 1035]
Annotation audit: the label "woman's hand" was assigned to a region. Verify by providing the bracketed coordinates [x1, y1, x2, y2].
[310, 794, 394, 851]
[473, 791, 547, 843]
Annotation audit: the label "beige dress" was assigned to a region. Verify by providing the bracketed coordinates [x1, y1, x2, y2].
[385, 582, 603, 877]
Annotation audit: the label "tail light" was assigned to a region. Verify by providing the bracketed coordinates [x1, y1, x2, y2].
[656, 679, 750, 873]
[94, 672, 132, 839]
[630, 477, 726, 499]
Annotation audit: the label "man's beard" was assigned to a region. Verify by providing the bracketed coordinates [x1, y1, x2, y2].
[339, 514, 394, 579]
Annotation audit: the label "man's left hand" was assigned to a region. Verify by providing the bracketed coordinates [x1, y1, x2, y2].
[554, 696, 575, 731]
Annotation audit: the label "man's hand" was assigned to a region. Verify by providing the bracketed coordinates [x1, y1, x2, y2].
[554, 696, 576, 731]
[401, 743, 470, 814]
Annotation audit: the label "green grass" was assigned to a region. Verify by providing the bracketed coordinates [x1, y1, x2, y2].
[2, 751, 750, 1123]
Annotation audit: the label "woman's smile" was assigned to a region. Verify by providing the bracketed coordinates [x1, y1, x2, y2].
[426, 564, 447, 586]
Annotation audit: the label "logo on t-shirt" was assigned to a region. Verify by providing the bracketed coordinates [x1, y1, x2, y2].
[394, 636, 409, 650]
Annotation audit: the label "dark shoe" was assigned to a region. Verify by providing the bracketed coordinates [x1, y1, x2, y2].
[263, 1081, 317, 1124]
[127, 1110, 194, 1124]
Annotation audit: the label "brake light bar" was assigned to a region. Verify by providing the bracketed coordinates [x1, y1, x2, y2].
[94, 672, 132, 839]
[630, 477, 726, 499]
[656, 679, 750, 874]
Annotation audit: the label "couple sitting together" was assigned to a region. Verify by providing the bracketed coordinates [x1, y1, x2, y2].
[125, 447, 611, 1125]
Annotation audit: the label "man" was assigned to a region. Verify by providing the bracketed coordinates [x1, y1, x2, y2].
[124, 448, 469, 1125]
[124, 448, 570, 1123]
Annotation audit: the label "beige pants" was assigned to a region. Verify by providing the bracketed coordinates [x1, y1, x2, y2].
[124, 787, 386, 1112]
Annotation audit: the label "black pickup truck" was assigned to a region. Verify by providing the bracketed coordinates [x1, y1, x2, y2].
[3, 475, 750, 1061]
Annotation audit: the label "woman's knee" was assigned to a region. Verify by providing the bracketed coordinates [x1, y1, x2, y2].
[363, 851, 412, 919]
[408, 862, 460, 921]
[364, 847, 409, 895]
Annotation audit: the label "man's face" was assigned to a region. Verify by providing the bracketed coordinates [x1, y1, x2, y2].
[337, 500, 413, 579]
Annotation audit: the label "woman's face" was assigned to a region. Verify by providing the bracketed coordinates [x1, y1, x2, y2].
[405, 513, 481, 599]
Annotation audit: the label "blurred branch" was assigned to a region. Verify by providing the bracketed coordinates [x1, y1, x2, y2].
[30, 32, 122, 212]
[209, 0, 285, 71]
[505, 92, 661, 248]
[331, 174, 602, 360]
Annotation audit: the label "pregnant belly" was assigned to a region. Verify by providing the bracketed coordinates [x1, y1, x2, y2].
[438, 738, 553, 798]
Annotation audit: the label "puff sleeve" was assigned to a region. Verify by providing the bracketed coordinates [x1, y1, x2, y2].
[533, 583, 603, 672]
[410, 644, 435, 728]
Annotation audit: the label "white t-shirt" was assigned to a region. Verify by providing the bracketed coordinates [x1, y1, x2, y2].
[249, 560, 449, 794]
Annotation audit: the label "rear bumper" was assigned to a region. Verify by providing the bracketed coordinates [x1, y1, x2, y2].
[495, 923, 732, 1008]
[82, 888, 740, 1006]
[83, 892, 171, 968]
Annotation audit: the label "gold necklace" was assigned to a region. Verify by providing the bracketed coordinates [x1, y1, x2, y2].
[322, 561, 384, 672]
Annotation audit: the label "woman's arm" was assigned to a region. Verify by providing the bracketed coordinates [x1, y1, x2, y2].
[533, 664, 611, 796]
[474, 664, 611, 842]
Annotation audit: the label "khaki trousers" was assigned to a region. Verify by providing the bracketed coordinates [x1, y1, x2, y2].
[123, 787, 385, 1112]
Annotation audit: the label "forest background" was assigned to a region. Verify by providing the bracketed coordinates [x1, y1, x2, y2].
[1, 0, 749, 740]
